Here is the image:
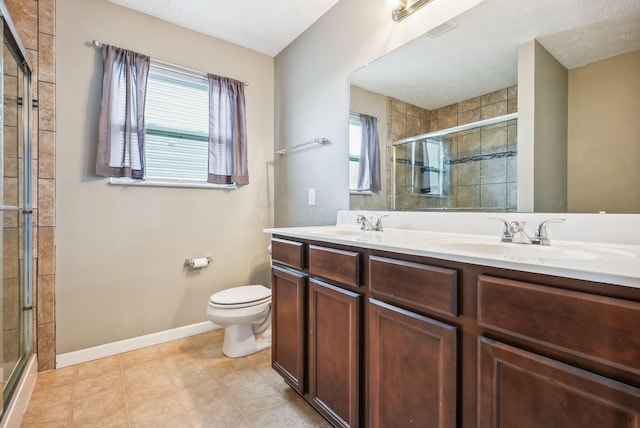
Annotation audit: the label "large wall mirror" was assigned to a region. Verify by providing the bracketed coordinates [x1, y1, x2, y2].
[349, 0, 640, 213]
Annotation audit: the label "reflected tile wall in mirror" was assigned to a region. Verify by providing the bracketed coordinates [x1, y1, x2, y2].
[393, 86, 518, 211]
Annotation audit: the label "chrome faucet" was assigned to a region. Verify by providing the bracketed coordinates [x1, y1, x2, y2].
[356, 214, 388, 231]
[532, 218, 565, 246]
[491, 217, 565, 245]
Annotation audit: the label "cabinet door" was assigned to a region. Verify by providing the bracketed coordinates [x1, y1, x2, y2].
[271, 266, 306, 394]
[479, 337, 640, 428]
[308, 278, 361, 428]
[369, 299, 457, 428]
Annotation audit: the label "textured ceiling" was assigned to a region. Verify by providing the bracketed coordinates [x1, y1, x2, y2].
[350, 0, 640, 110]
[107, 0, 341, 56]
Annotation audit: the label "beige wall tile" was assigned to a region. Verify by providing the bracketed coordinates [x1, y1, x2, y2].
[39, 0, 55, 35]
[3, 277, 20, 330]
[38, 34, 55, 83]
[390, 110, 407, 137]
[4, 0, 38, 50]
[406, 115, 421, 137]
[3, 328, 20, 361]
[508, 85, 518, 100]
[38, 178, 55, 226]
[38, 226, 55, 275]
[3, 227, 19, 279]
[480, 158, 507, 184]
[458, 185, 480, 208]
[458, 130, 481, 158]
[4, 125, 19, 162]
[438, 115, 457, 130]
[458, 108, 481, 126]
[437, 103, 457, 118]
[481, 101, 507, 119]
[391, 98, 407, 113]
[38, 82, 56, 131]
[27, 48, 38, 99]
[4, 74, 18, 128]
[457, 162, 480, 186]
[37, 274, 55, 324]
[406, 103, 422, 118]
[507, 98, 517, 114]
[480, 125, 508, 154]
[37, 321, 55, 371]
[458, 96, 481, 113]
[481, 183, 507, 208]
[39, 130, 55, 178]
[482, 88, 508, 105]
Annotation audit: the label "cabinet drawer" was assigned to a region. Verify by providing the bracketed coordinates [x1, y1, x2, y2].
[369, 256, 458, 318]
[308, 245, 361, 287]
[478, 275, 640, 376]
[271, 238, 305, 270]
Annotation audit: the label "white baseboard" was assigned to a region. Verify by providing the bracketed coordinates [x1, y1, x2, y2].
[1, 354, 38, 428]
[56, 321, 220, 368]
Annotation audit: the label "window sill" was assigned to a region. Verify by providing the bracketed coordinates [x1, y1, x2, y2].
[109, 177, 238, 189]
[350, 190, 373, 195]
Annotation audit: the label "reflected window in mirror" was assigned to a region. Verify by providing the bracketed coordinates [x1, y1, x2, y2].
[349, 112, 381, 193]
[348, 112, 363, 192]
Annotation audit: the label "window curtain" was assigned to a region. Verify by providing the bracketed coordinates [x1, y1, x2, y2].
[207, 74, 249, 185]
[96, 45, 150, 179]
[357, 113, 381, 191]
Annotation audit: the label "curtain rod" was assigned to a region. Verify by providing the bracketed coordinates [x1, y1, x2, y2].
[350, 111, 379, 120]
[90, 40, 249, 86]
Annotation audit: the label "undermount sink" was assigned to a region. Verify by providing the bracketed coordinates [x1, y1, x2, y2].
[426, 240, 604, 261]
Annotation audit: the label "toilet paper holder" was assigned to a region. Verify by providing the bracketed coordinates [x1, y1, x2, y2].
[184, 256, 213, 269]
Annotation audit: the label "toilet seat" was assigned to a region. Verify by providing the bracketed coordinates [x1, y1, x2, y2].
[209, 285, 271, 309]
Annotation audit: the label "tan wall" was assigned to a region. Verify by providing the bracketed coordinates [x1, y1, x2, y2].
[517, 40, 568, 213]
[56, 0, 274, 353]
[568, 50, 640, 213]
[349, 85, 388, 211]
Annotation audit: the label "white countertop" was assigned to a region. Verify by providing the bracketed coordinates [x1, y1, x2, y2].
[264, 225, 640, 289]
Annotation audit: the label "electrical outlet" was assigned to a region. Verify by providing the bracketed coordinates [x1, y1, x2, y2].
[308, 188, 316, 206]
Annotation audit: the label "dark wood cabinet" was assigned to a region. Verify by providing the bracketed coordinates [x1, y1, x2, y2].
[369, 299, 457, 428]
[479, 338, 640, 428]
[270, 235, 640, 428]
[308, 279, 361, 428]
[271, 265, 307, 394]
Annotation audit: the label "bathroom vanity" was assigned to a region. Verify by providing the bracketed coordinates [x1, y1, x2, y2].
[265, 222, 640, 428]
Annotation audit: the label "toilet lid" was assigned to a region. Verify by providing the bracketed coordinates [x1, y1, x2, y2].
[209, 285, 271, 307]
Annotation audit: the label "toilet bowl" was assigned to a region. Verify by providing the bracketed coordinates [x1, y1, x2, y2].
[206, 284, 272, 358]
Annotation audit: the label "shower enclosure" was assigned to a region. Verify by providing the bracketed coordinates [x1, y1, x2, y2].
[0, 2, 33, 419]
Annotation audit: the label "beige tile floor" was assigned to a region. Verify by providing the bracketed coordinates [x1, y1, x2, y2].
[21, 330, 331, 427]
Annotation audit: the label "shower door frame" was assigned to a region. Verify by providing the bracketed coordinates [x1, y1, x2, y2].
[0, 0, 33, 417]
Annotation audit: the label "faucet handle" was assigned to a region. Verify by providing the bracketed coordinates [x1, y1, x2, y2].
[375, 214, 389, 230]
[490, 217, 512, 242]
[534, 218, 565, 245]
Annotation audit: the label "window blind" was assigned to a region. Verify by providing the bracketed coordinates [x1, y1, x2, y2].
[144, 63, 209, 181]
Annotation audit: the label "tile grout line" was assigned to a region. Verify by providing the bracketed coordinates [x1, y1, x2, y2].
[118, 355, 133, 428]
[66, 367, 79, 427]
[158, 343, 197, 427]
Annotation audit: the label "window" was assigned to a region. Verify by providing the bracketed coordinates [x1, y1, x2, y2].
[349, 113, 362, 191]
[144, 61, 210, 182]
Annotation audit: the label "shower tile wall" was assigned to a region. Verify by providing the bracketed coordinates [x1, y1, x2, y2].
[392, 86, 518, 211]
[5, 0, 57, 371]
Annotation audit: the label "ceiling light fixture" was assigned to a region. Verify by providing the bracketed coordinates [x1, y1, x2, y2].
[388, 0, 435, 22]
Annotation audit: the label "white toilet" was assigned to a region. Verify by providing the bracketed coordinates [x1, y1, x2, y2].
[206, 284, 272, 358]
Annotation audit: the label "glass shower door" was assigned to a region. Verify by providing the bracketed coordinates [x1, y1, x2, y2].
[0, 8, 33, 416]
